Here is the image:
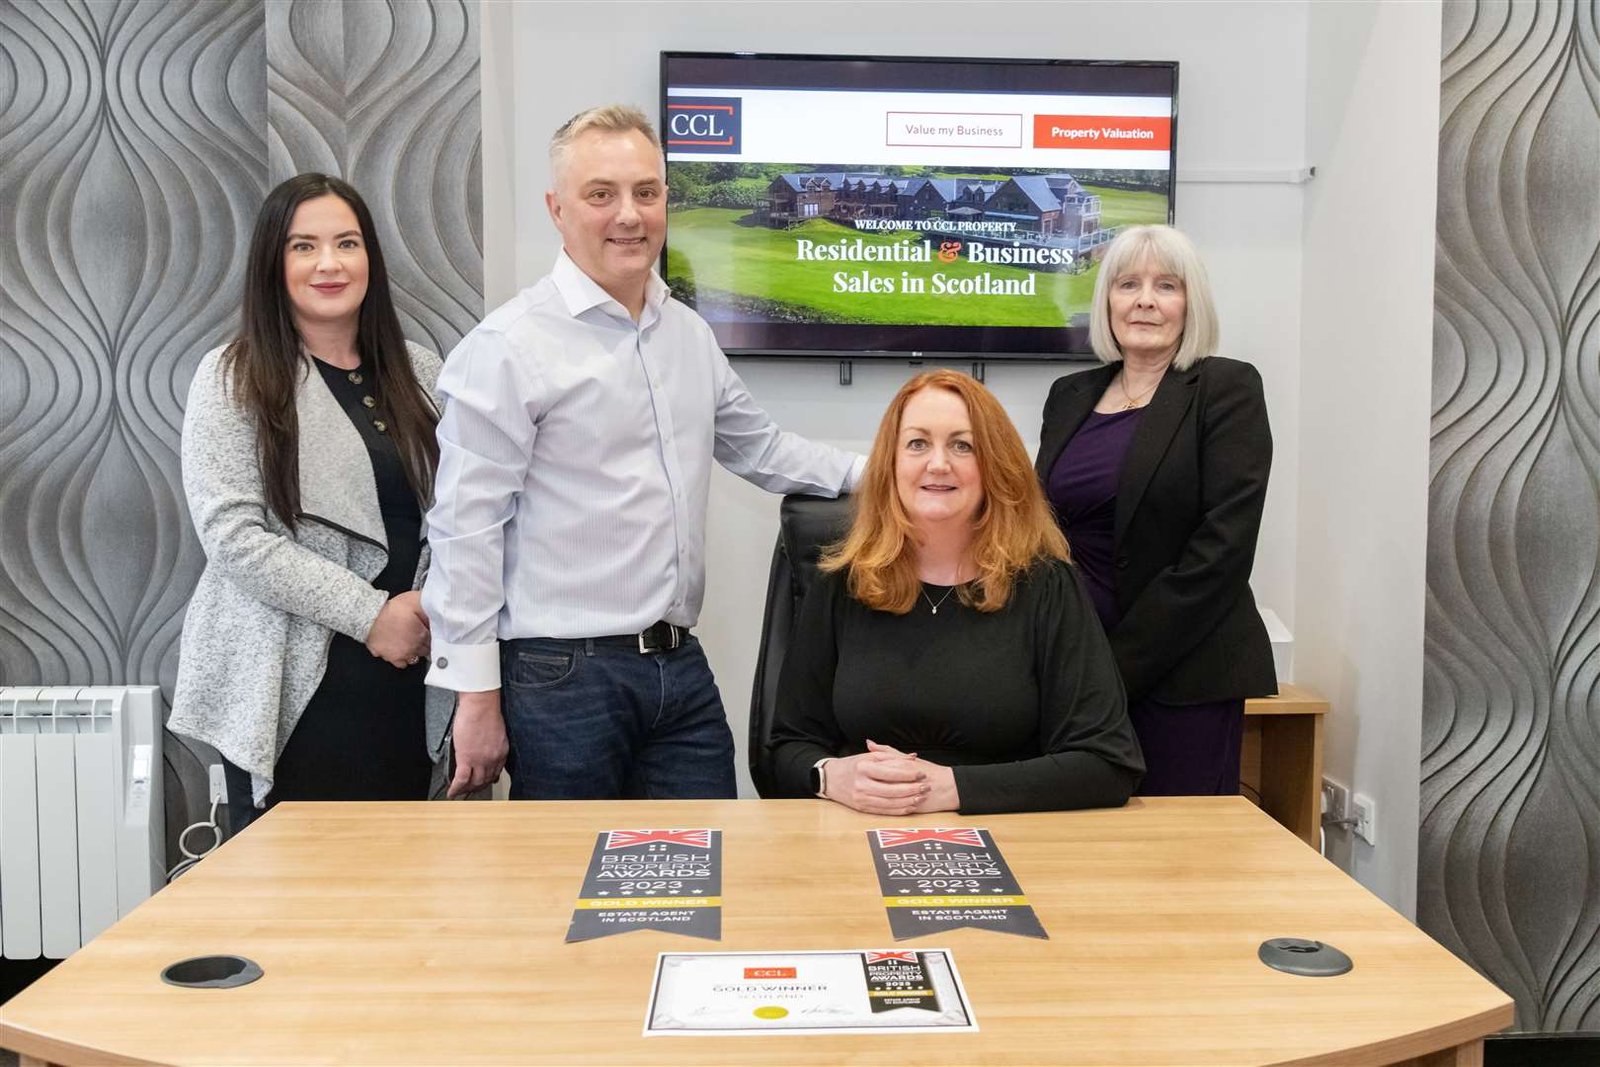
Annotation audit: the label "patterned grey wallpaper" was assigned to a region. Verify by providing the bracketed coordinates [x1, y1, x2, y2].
[0, 0, 480, 859]
[266, 0, 482, 359]
[1422, 0, 1600, 1032]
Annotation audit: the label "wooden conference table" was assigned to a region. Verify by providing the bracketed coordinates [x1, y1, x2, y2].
[0, 798, 1508, 1066]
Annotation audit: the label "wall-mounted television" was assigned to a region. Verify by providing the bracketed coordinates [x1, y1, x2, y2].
[660, 51, 1178, 362]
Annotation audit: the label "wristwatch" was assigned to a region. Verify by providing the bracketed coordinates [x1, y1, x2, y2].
[809, 757, 832, 799]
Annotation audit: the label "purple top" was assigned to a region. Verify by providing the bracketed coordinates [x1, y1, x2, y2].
[1045, 408, 1145, 628]
[1046, 405, 1245, 797]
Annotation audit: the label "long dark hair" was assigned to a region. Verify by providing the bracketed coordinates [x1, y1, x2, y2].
[224, 173, 439, 528]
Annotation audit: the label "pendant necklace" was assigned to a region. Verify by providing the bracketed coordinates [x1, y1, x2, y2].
[920, 583, 959, 615]
[1118, 371, 1162, 411]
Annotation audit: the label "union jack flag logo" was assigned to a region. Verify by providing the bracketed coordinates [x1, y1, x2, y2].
[866, 951, 919, 963]
[874, 827, 986, 849]
[604, 829, 712, 850]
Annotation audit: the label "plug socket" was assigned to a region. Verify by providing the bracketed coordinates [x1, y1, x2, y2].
[1352, 792, 1376, 845]
[1321, 777, 1350, 826]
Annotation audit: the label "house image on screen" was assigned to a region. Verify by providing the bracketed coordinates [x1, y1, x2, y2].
[761, 170, 1111, 255]
[983, 174, 1107, 248]
[764, 172, 905, 223]
[766, 172, 843, 220]
[897, 178, 1001, 221]
[851, 175, 906, 216]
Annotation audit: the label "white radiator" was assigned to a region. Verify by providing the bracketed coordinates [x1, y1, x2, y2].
[0, 686, 165, 959]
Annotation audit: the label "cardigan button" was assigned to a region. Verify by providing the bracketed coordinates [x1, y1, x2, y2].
[1115, 555, 1129, 569]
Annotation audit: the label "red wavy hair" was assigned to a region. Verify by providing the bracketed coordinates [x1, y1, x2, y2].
[822, 369, 1068, 613]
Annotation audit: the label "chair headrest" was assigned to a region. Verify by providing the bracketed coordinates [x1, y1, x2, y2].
[779, 495, 854, 605]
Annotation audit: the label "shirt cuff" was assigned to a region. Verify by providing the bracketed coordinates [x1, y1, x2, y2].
[844, 454, 868, 492]
[425, 639, 502, 692]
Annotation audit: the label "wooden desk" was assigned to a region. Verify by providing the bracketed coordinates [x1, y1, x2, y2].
[1244, 682, 1328, 848]
[0, 798, 1507, 1066]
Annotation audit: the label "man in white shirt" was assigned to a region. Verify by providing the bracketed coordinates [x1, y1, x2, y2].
[423, 105, 863, 800]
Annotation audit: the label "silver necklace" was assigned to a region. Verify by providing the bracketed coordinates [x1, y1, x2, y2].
[920, 583, 959, 615]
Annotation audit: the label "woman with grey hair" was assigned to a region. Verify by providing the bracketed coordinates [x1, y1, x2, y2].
[1035, 224, 1276, 795]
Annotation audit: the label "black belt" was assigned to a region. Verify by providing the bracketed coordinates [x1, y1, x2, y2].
[588, 621, 689, 654]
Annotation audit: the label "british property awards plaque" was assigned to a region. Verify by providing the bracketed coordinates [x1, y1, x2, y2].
[566, 829, 723, 942]
[868, 827, 1047, 940]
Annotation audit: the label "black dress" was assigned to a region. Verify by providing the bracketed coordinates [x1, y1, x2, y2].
[223, 358, 431, 819]
[767, 560, 1144, 814]
[1046, 408, 1245, 796]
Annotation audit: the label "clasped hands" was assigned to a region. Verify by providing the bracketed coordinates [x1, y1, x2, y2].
[365, 592, 509, 798]
[823, 739, 960, 815]
[364, 590, 430, 669]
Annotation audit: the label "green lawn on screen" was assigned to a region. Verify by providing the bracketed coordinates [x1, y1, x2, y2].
[1086, 185, 1169, 227]
[665, 209, 1097, 326]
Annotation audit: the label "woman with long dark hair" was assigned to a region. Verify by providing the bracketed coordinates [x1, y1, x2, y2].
[170, 173, 450, 824]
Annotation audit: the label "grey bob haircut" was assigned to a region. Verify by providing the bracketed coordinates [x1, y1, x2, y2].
[1088, 224, 1219, 371]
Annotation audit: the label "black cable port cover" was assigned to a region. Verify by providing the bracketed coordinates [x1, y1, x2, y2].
[160, 955, 263, 989]
[1257, 938, 1353, 976]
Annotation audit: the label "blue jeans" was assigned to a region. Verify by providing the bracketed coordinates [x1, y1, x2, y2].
[498, 635, 737, 800]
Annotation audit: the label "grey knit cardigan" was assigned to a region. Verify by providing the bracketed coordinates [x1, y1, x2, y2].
[169, 342, 454, 805]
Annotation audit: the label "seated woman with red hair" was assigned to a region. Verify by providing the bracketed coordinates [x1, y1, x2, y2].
[766, 370, 1143, 815]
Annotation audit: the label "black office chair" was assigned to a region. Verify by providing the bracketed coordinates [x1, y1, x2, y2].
[748, 493, 854, 796]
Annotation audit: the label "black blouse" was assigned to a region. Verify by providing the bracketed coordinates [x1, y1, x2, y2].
[311, 357, 422, 593]
[768, 559, 1144, 814]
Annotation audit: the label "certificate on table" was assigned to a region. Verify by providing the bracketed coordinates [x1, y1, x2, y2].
[644, 949, 977, 1035]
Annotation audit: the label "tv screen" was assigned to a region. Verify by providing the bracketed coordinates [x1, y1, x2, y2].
[660, 52, 1178, 361]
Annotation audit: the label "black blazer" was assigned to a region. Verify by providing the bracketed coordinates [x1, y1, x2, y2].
[1036, 356, 1277, 704]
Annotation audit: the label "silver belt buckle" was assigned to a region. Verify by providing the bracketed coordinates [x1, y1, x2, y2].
[638, 623, 682, 654]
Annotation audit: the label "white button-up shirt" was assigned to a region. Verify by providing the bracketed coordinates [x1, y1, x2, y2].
[423, 252, 864, 692]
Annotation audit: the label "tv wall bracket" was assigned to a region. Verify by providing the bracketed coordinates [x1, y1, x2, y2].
[836, 359, 986, 386]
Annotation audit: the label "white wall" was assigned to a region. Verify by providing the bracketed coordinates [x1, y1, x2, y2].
[484, 0, 1309, 779]
[1298, 0, 1442, 916]
[476, 3, 1459, 910]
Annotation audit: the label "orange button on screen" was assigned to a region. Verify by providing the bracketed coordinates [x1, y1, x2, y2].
[1033, 115, 1171, 151]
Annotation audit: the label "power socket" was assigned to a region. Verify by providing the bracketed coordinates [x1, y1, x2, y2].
[208, 763, 228, 805]
[1321, 777, 1350, 826]
[1352, 793, 1376, 846]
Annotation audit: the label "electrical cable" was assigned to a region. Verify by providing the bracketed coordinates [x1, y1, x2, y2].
[166, 797, 223, 882]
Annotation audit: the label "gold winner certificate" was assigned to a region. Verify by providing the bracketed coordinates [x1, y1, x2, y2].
[643, 949, 977, 1035]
